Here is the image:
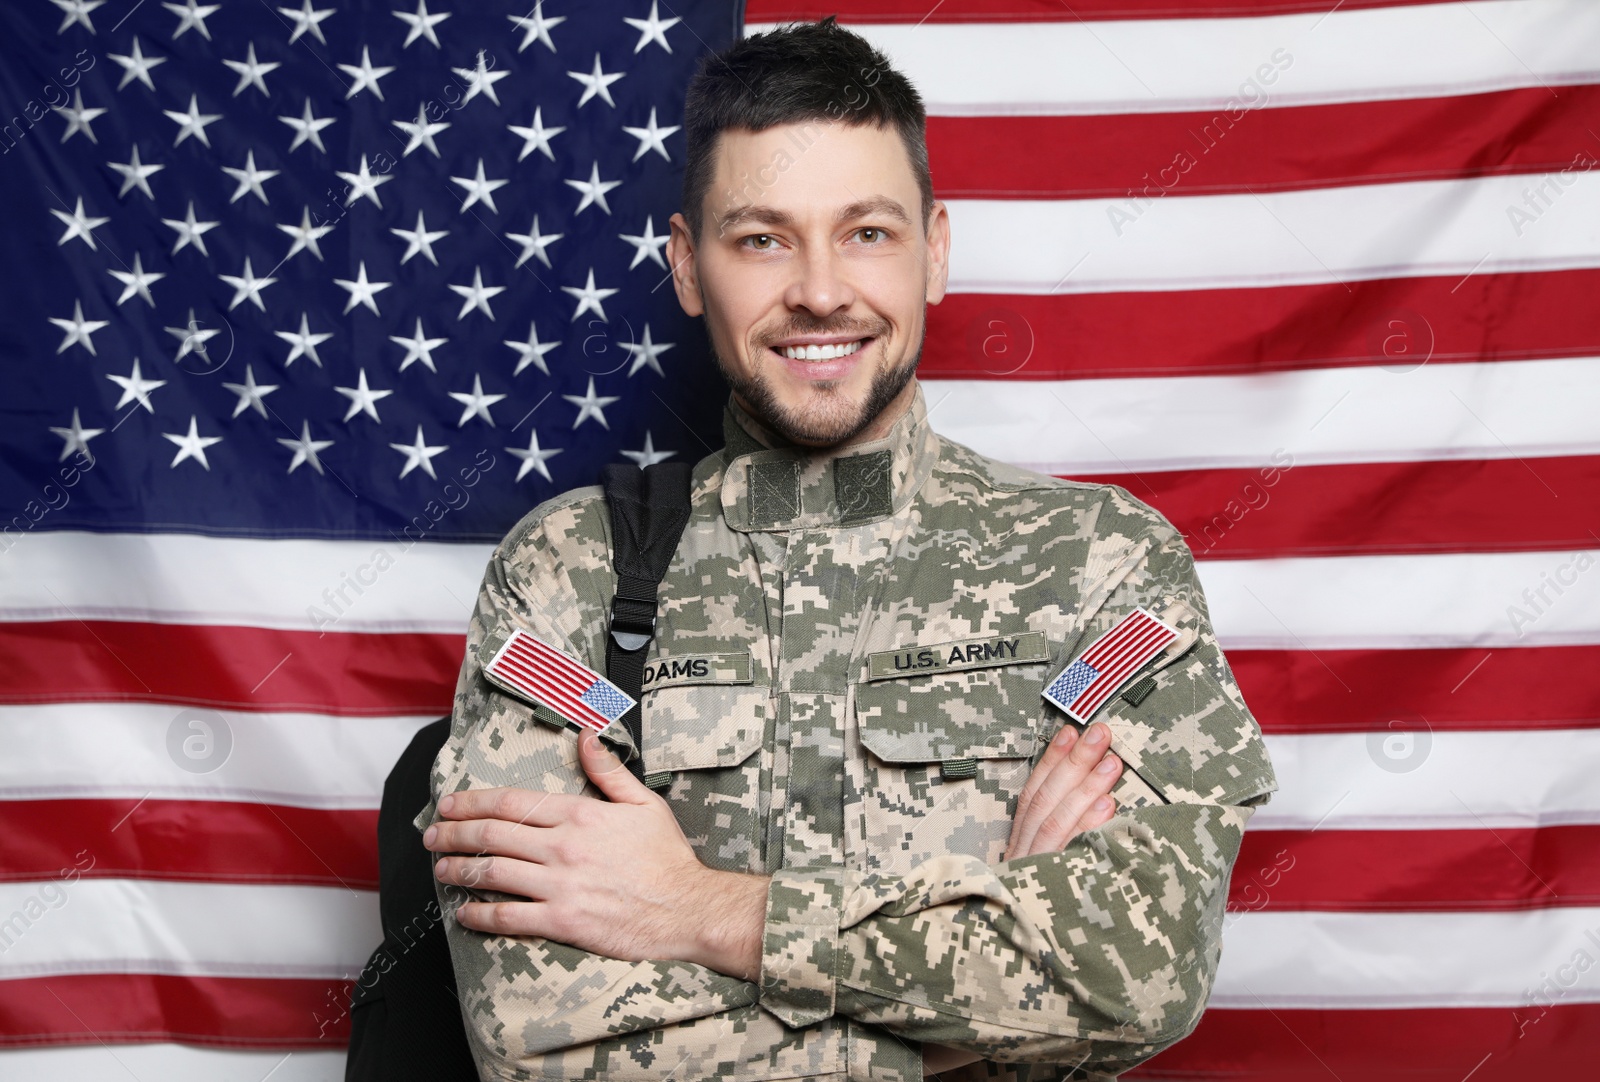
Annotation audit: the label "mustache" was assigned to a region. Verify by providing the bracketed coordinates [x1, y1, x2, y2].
[759, 319, 887, 347]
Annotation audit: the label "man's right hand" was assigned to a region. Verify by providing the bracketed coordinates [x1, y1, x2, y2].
[1006, 721, 1123, 859]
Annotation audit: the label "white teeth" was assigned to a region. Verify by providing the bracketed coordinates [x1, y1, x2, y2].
[778, 338, 866, 361]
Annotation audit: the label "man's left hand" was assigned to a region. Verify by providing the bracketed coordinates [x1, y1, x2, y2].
[424, 732, 768, 979]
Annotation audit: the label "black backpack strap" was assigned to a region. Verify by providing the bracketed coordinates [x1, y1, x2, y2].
[601, 461, 693, 781]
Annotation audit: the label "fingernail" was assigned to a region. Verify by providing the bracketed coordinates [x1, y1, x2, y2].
[434, 858, 448, 878]
[1093, 796, 1112, 812]
[1096, 755, 1118, 774]
[423, 825, 437, 847]
[1086, 725, 1107, 745]
[438, 794, 454, 815]
[1053, 727, 1076, 746]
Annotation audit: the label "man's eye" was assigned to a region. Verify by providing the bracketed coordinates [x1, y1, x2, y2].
[743, 234, 775, 250]
[856, 227, 887, 244]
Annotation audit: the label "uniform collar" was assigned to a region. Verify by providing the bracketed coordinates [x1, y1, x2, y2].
[718, 382, 938, 532]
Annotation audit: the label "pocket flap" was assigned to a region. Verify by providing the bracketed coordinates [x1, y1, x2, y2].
[641, 684, 766, 773]
[856, 666, 1044, 763]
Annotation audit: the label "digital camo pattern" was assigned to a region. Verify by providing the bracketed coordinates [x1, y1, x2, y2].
[419, 383, 1278, 1080]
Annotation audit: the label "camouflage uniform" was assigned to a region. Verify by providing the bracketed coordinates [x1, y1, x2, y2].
[419, 381, 1277, 1081]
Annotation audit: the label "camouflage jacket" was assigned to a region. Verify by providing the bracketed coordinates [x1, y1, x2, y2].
[419, 381, 1277, 1081]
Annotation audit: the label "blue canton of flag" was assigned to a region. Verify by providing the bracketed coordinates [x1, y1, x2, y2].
[1, 0, 742, 543]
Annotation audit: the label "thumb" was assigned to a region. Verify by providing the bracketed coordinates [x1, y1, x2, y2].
[579, 731, 652, 804]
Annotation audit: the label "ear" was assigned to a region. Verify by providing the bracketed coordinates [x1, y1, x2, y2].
[924, 199, 951, 306]
[666, 212, 703, 317]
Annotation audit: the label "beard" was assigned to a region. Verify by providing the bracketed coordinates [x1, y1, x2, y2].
[714, 323, 924, 448]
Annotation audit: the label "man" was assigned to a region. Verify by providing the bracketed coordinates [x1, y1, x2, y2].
[417, 17, 1277, 1081]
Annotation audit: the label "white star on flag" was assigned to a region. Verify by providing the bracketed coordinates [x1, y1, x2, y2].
[620, 215, 670, 270]
[51, 0, 105, 35]
[335, 369, 393, 423]
[279, 0, 334, 46]
[224, 43, 280, 97]
[334, 262, 391, 316]
[277, 421, 335, 475]
[623, 1, 681, 54]
[276, 312, 332, 366]
[52, 196, 108, 250]
[338, 154, 394, 208]
[508, 106, 565, 162]
[395, 0, 450, 49]
[453, 50, 511, 107]
[50, 299, 109, 354]
[451, 158, 509, 214]
[509, 1, 565, 53]
[222, 150, 280, 205]
[623, 324, 674, 377]
[394, 102, 450, 157]
[562, 268, 619, 321]
[568, 53, 626, 108]
[391, 425, 447, 479]
[108, 145, 165, 199]
[390, 318, 448, 371]
[392, 211, 448, 265]
[222, 364, 280, 419]
[507, 429, 562, 482]
[163, 0, 220, 42]
[280, 99, 336, 153]
[449, 266, 505, 321]
[162, 200, 218, 256]
[49, 408, 104, 461]
[109, 37, 166, 91]
[164, 93, 221, 147]
[449, 374, 507, 427]
[505, 321, 560, 376]
[220, 257, 278, 312]
[109, 252, 166, 307]
[566, 160, 622, 216]
[279, 207, 334, 262]
[163, 415, 223, 470]
[508, 214, 563, 269]
[622, 107, 680, 162]
[338, 46, 395, 101]
[164, 307, 221, 362]
[54, 89, 107, 144]
[621, 431, 676, 467]
[564, 377, 619, 430]
[106, 357, 166, 412]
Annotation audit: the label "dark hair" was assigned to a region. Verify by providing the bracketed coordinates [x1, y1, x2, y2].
[680, 16, 933, 243]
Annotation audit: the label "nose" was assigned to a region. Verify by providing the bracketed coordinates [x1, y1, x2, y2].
[783, 238, 855, 318]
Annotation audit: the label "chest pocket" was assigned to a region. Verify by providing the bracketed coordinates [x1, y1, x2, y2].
[639, 660, 767, 874]
[854, 639, 1049, 875]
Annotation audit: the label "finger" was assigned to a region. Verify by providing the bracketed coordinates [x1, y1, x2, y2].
[423, 817, 554, 865]
[1008, 726, 1080, 855]
[455, 899, 551, 937]
[437, 787, 570, 827]
[1028, 755, 1122, 853]
[1012, 724, 1115, 855]
[434, 852, 549, 899]
[579, 732, 656, 805]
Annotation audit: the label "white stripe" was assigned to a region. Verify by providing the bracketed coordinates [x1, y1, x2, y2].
[1253, 728, 1600, 832]
[0, 1047, 346, 1082]
[0, 704, 436, 808]
[925, 357, 1600, 473]
[1199, 550, 1600, 650]
[0, 879, 375, 980]
[942, 172, 1600, 295]
[0, 530, 491, 631]
[755, 0, 1600, 116]
[1214, 907, 1600, 1008]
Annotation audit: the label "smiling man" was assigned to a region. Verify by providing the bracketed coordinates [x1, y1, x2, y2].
[418, 17, 1276, 1082]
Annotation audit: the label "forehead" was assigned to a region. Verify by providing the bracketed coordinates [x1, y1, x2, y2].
[707, 120, 917, 228]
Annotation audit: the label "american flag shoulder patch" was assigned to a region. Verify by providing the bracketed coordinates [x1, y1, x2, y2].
[481, 629, 635, 738]
[1043, 608, 1181, 723]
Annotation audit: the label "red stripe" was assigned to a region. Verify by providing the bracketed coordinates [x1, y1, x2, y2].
[0, 621, 457, 715]
[1079, 455, 1600, 560]
[1074, 620, 1174, 714]
[1079, 612, 1158, 668]
[495, 647, 611, 729]
[0, 800, 377, 889]
[0, 973, 351, 1048]
[920, 268, 1600, 379]
[1232, 825, 1600, 912]
[928, 85, 1600, 198]
[506, 636, 601, 696]
[747, 0, 1457, 24]
[1129, 1003, 1600, 1081]
[1232, 645, 1600, 734]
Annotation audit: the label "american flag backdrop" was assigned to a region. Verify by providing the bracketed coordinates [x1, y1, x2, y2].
[1, 0, 1598, 1078]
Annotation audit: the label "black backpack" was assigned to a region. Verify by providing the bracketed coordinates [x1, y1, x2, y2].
[345, 462, 693, 1080]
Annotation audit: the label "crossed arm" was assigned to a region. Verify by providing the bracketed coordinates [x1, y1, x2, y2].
[425, 718, 1127, 1073]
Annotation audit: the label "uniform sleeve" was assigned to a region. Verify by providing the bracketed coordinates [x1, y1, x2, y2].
[418, 495, 757, 1078]
[757, 513, 1278, 1076]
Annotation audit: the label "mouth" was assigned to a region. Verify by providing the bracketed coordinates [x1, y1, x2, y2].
[764, 336, 875, 381]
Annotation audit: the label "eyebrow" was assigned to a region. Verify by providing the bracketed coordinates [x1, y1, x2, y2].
[716, 195, 913, 234]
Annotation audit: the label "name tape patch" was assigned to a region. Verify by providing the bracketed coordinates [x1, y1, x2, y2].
[641, 652, 752, 690]
[1043, 608, 1178, 723]
[481, 629, 635, 737]
[868, 631, 1050, 681]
